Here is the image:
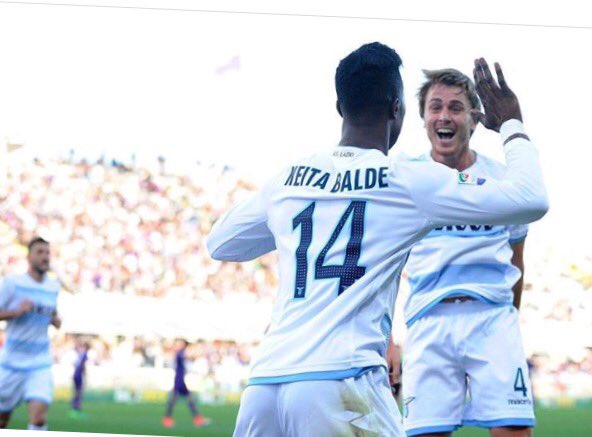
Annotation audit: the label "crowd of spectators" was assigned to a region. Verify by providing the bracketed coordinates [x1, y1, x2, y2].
[0, 157, 277, 302]
[530, 350, 592, 402]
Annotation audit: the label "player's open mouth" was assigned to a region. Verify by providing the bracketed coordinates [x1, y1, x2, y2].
[436, 128, 455, 140]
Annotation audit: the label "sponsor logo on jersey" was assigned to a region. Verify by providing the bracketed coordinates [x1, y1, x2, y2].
[458, 172, 486, 185]
[508, 398, 532, 405]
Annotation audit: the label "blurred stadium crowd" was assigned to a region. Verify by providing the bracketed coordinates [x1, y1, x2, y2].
[0, 157, 591, 403]
[0, 156, 277, 301]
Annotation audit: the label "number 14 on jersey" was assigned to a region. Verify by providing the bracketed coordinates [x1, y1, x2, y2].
[292, 201, 367, 299]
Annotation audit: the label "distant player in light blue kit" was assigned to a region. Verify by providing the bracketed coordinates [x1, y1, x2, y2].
[394, 68, 537, 437]
[207, 42, 548, 437]
[0, 237, 62, 431]
[162, 339, 210, 428]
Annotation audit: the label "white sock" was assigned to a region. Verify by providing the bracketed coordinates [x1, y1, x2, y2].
[28, 424, 48, 431]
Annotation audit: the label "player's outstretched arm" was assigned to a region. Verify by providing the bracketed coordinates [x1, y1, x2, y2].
[207, 186, 277, 262]
[403, 58, 549, 228]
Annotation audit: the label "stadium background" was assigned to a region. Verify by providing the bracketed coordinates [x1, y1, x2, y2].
[0, 1, 591, 435]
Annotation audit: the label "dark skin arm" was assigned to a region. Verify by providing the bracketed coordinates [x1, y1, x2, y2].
[511, 240, 526, 309]
[51, 311, 62, 329]
[386, 337, 401, 391]
[473, 59, 530, 308]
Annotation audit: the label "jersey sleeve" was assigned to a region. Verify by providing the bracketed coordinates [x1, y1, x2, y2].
[508, 224, 528, 244]
[206, 171, 284, 262]
[400, 120, 549, 228]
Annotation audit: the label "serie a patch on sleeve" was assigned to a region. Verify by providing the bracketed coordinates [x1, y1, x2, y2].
[458, 172, 486, 185]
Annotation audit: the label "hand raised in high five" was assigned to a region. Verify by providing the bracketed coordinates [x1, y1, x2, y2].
[472, 58, 523, 132]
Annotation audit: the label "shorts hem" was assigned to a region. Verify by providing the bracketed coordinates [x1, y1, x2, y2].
[406, 424, 460, 436]
[25, 397, 52, 406]
[462, 418, 535, 428]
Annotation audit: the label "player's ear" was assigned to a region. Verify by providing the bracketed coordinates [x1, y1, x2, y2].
[420, 105, 427, 127]
[389, 98, 401, 120]
[336, 100, 343, 118]
[391, 98, 406, 125]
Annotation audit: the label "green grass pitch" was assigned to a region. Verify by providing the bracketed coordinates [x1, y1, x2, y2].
[7, 401, 592, 436]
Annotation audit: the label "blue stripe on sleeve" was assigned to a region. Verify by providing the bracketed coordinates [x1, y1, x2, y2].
[509, 235, 527, 244]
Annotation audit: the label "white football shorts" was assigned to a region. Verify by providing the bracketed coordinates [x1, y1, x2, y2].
[0, 366, 54, 413]
[234, 366, 404, 436]
[402, 300, 535, 436]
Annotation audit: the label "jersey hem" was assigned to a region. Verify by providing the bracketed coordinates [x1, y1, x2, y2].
[248, 365, 378, 385]
[249, 360, 386, 380]
[25, 397, 52, 406]
[406, 290, 511, 327]
[509, 235, 527, 244]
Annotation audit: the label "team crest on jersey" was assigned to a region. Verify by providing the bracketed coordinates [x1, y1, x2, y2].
[458, 172, 486, 185]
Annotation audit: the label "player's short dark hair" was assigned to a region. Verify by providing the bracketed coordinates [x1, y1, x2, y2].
[28, 236, 49, 253]
[335, 42, 403, 119]
[417, 68, 481, 118]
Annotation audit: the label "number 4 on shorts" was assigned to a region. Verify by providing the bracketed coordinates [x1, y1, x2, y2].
[514, 368, 528, 397]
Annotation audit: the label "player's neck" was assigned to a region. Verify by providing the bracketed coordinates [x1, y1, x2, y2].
[339, 123, 390, 155]
[28, 268, 45, 283]
[431, 148, 476, 172]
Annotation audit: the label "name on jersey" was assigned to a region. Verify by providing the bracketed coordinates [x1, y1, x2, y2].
[284, 166, 389, 192]
[435, 225, 494, 232]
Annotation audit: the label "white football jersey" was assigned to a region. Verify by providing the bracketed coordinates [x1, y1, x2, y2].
[403, 151, 529, 326]
[0, 273, 60, 370]
[207, 120, 548, 383]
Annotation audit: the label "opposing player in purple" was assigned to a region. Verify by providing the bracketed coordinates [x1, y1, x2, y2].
[162, 339, 210, 428]
[69, 340, 90, 419]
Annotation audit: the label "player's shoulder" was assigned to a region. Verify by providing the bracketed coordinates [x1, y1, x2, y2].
[474, 151, 506, 175]
[391, 152, 454, 181]
[394, 151, 431, 163]
[266, 151, 330, 182]
[2, 273, 25, 285]
[44, 275, 62, 292]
